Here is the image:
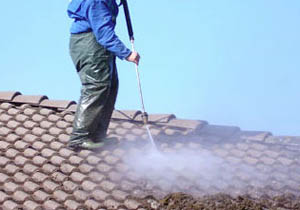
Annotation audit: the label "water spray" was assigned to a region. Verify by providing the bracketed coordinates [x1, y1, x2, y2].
[121, 0, 156, 148]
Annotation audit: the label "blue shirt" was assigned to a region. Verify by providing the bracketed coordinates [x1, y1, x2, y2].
[67, 0, 131, 60]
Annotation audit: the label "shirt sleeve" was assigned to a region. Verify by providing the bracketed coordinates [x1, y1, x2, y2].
[87, 0, 131, 60]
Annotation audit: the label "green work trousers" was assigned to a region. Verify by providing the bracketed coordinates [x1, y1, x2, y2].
[69, 32, 119, 146]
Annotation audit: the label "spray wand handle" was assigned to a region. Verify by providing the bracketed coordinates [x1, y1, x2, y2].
[121, 0, 134, 41]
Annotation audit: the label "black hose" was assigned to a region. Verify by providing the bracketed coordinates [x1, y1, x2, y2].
[121, 0, 134, 41]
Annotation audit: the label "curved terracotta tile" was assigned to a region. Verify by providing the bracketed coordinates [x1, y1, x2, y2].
[50, 155, 66, 166]
[14, 140, 29, 151]
[12, 190, 30, 203]
[23, 163, 39, 175]
[124, 198, 142, 209]
[0, 91, 21, 102]
[103, 199, 122, 209]
[78, 163, 94, 174]
[42, 163, 58, 175]
[63, 180, 80, 193]
[58, 148, 75, 159]
[66, 104, 77, 113]
[112, 110, 142, 121]
[42, 180, 60, 193]
[14, 155, 30, 167]
[92, 189, 110, 202]
[0, 190, 9, 203]
[6, 148, 20, 159]
[0, 172, 12, 184]
[4, 163, 20, 175]
[32, 156, 48, 167]
[7, 120, 21, 129]
[51, 171, 68, 182]
[13, 172, 29, 184]
[111, 189, 129, 202]
[53, 190, 73, 203]
[64, 113, 75, 122]
[40, 120, 54, 129]
[33, 190, 50, 203]
[0, 141, 12, 151]
[12, 95, 48, 106]
[23, 181, 40, 194]
[23, 200, 41, 210]
[58, 133, 70, 143]
[73, 190, 89, 202]
[40, 99, 76, 110]
[32, 141, 47, 151]
[39, 108, 55, 116]
[84, 199, 101, 210]
[41, 148, 57, 158]
[41, 134, 56, 143]
[0, 102, 14, 110]
[82, 180, 98, 192]
[70, 172, 88, 183]
[3, 181, 21, 194]
[49, 141, 64, 151]
[15, 114, 29, 122]
[7, 108, 22, 116]
[23, 134, 39, 143]
[42, 200, 62, 210]
[2, 200, 20, 210]
[64, 199, 84, 210]
[0, 114, 13, 122]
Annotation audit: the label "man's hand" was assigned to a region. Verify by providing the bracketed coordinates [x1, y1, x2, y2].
[126, 51, 140, 65]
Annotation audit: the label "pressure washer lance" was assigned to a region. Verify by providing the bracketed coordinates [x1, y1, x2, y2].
[130, 40, 148, 125]
[121, 0, 156, 148]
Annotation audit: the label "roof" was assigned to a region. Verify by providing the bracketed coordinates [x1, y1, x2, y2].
[0, 91, 300, 210]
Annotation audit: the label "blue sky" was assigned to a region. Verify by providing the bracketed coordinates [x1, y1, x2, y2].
[1, 0, 299, 136]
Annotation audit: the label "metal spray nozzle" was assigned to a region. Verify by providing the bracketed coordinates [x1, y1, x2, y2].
[142, 112, 148, 125]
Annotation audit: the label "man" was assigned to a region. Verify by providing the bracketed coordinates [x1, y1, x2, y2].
[67, 0, 140, 150]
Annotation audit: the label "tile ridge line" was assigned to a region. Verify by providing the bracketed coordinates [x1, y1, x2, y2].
[0, 90, 76, 110]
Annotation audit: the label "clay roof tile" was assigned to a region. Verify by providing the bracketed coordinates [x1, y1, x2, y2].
[66, 104, 77, 112]
[0, 102, 14, 110]
[0, 91, 21, 102]
[33, 190, 50, 203]
[43, 200, 62, 210]
[103, 199, 122, 209]
[0, 190, 10, 203]
[112, 110, 142, 120]
[51, 171, 68, 183]
[92, 189, 110, 201]
[12, 190, 30, 203]
[0, 172, 11, 184]
[1, 90, 300, 209]
[23, 181, 40, 193]
[23, 200, 42, 210]
[0, 141, 12, 151]
[40, 99, 76, 109]
[85, 199, 101, 210]
[13, 172, 29, 183]
[124, 199, 142, 209]
[64, 199, 84, 210]
[12, 94, 48, 106]
[3, 200, 20, 210]
[53, 190, 73, 203]
[73, 190, 89, 202]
